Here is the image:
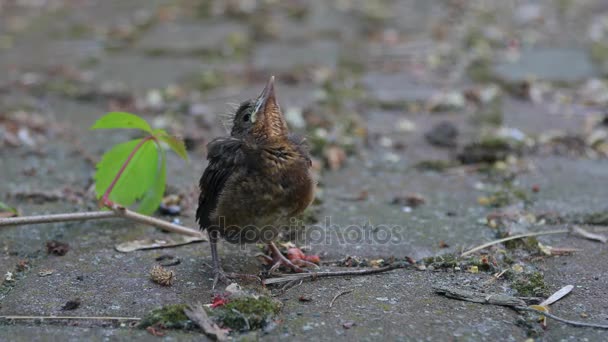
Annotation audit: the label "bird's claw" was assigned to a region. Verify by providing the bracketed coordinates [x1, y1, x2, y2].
[212, 269, 261, 290]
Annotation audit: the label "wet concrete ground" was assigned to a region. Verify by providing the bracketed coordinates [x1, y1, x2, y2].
[1, 0, 608, 340]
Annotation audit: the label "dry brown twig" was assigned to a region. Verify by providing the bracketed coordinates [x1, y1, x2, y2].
[264, 264, 408, 285]
[329, 290, 353, 308]
[0, 204, 205, 239]
[0, 315, 140, 321]
[460, 226, 607, 257]
[434, 286, 608, 330]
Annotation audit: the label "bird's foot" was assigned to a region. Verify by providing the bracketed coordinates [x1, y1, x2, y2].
[212, 268, 260, 290]
[259, 242, 320, 274]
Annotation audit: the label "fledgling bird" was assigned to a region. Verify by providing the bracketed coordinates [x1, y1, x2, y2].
[196, 76, 315, 287]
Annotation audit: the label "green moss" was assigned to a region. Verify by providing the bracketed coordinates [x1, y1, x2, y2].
[423, 253, 459, 269]
[504, 236, 539, 252]
[211, 296, 281, 332]
[139, 304, 192, 329]
[512, 272, 548, 297]
[458, 137, 523, 165]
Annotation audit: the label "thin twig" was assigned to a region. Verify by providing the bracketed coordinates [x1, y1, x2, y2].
[0, 211, 115, 226]
[0, 207, 205, 238]
[460, 229, 569, 257]
[0, 315, 140, 321]
[329, 290, 353, 308]
[264, 264, 407, 285]
[434, 286, 608, 330]
[516, 307, 608, 330]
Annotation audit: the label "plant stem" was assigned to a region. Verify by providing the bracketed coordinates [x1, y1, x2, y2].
[0, 206, 205, 238]
[0, 315, 140, 321]
[263, 263, 408, 285]
[460, 229, 569, 257]
[102, 135, 156, 206]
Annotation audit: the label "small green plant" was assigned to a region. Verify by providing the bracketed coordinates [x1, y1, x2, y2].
[90, 112, 188, 215]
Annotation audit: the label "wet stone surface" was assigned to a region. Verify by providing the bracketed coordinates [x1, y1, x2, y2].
[1, 0, 608, 341]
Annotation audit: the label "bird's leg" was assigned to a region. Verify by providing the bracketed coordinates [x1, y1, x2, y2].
[266, 241, 305, 274]
[209, 232, 261, 289]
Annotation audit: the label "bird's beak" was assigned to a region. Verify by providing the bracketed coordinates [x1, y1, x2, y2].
[251, 76, 277, 123]
[251, 76, 288, 138]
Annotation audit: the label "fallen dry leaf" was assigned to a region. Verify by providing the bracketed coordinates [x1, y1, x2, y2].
[115, 235, 206, 253]
[38, 269, 55, 277]
[540, 285, 574, 306]
[184, 303, 229, 341]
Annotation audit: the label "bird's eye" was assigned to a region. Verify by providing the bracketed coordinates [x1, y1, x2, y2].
[243, 114, 251, 122]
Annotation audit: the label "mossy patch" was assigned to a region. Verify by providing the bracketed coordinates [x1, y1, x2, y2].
[512, 272, 548, 297]
[458, 137, 523, 164]
[139, 304, 193, 329]
[210, 296, 282, 332]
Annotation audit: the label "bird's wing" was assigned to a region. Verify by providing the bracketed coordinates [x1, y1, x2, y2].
[196, 137, 246, 230]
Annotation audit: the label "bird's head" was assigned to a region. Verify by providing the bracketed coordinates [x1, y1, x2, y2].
[230, 76, 288, 142]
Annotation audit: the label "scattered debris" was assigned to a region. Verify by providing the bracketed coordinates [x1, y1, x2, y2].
[61, 299, 81, 311]
[155, 254, 181, 267]
[342, 321, 356, 329]
[425, 121, 459, 148]
[150, 265, 175, 287]
[159, 194, 182, 216]
[38, 269, 55, 277]
[391, 193, 426, 208]
[46, 240, 70, 256]
[338, 190, 369, 202]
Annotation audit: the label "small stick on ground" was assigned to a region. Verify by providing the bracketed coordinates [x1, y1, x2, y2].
[329, 290, 353, 308]
[0, 205, 204, 239]
[264, 264, 407, 285]
[460, 229, 569, 257]
[434, 286, 608, 330]
[0, 315, 141, 321]
[517, 307, 608, 329]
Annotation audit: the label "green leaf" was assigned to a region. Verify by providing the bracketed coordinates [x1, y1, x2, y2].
[158, 133, 189, 161]
[94, 138, 159, 210]
[137, 147, 166, 215]
[90, 112, 152, 133]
